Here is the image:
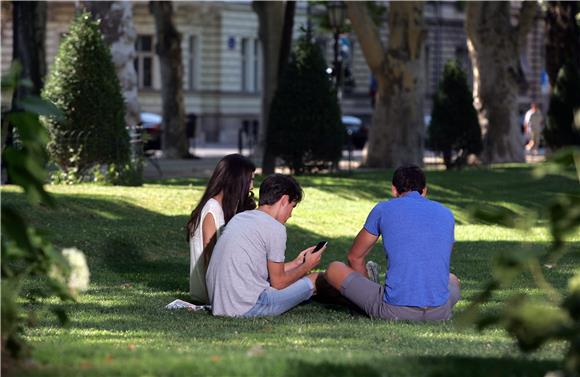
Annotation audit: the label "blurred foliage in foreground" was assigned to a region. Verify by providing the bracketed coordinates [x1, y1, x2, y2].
[464, 147, 580, 376]
[1, 65, 89, 361]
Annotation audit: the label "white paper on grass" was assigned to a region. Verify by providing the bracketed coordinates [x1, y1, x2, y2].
[165, 299, 210, 311]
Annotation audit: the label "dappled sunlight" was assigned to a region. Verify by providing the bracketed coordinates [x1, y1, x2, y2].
[455, 225, 551, 242]
[424, 183, 462, 198]
[4, 166, 579, 377]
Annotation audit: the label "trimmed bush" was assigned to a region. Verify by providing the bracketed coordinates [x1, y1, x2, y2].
[544, 62, 580, 149]
[268, 36, 343, 174]
[42, 12, 129, 177]
[427, 60, 482, 169]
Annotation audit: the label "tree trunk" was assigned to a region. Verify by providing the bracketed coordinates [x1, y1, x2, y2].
[347, 2, 425, 168]
[11, 1, 46, 99]
[253, 1, 285, 174]
[149, 1, 188, 159]
[277, 1, 296, 79]
[545, 1, 580, 86]
[465, 2, 537, 163]
[83, 1, 141, 158]
[5, 1, 47, 182]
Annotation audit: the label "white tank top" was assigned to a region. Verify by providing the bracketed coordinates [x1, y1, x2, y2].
[189, 198, 225, 304]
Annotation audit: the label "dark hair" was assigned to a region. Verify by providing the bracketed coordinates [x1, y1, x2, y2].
[258, 174, 303, 206]
[392, 165, 426, 194]
[186, 154, 256, 240]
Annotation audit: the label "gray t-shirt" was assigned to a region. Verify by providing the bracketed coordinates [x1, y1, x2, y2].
[206, 210, 286, 317]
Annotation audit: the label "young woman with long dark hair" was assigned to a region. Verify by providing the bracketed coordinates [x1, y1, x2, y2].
[186, 154, 256, 304]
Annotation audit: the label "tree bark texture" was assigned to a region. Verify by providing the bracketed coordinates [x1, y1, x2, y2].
[253, 1, 285, 175]
[465, 1, 538, 164]
[5, 1, 47, 180]
[11, 1, 46, 99]
[150, 1, 188, 158]
[347, 2, 425, 168]
[545, 1, 580, 86]
[83, 1, 140, 136]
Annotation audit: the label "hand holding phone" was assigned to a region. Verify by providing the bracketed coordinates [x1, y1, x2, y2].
[312, 241, 327, 253]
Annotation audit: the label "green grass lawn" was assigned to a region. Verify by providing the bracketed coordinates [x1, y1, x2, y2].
[2, 165, 579, 377]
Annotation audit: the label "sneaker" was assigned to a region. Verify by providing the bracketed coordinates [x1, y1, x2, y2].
[366, 260, 380, 284]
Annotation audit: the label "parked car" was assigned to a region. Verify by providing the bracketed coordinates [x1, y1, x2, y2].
[343, 115, 368, 149]
[140, 112, 162, 150]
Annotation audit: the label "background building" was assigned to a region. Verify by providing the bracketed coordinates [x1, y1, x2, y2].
[0, 1, 547, 145]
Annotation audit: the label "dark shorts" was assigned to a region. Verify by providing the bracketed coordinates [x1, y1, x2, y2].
[340, 272, 461, 321]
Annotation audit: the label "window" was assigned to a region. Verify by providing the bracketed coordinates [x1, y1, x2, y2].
[188, 35, 200, 90]
[135, 35, 154, 89]
[241, 37, 259, 92]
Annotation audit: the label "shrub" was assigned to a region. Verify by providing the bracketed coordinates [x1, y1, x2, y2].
[42, 12, 129, 178]
[2, 67, 89, 361]
[427, 60, 482, 169]
[544, 62, 580, 149]
[268, 36, 343, 174]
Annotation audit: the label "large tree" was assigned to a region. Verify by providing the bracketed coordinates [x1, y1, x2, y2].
[149, 1, 188, 158]
[82, 1, 140, 154]
[4, 2, 47, 181]
[465, 1, 538, 163]
[346, 2, 426, 168]
[10, 1, 46, 99]
[253, 1, 295, 174]
[545, 1, 580, 87]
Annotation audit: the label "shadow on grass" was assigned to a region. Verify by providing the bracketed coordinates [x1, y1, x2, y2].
[286, 356, 560, 377]
[56, 166, 577, 229]
[294, 167, 578, 223]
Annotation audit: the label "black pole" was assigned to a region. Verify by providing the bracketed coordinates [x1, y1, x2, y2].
[333, 30, 340, 88]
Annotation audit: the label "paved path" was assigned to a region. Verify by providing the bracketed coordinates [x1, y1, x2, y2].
[143, 144, 367, 180]
[143, 144, 545, 180]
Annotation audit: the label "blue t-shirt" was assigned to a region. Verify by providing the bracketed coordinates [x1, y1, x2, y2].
[364, 191, 454, 307]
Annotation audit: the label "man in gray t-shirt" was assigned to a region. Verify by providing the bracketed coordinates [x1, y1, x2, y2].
[206, 174, 324, 317]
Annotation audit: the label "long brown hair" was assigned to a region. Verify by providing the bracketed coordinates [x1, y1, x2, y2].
[186, 154, 256, 240]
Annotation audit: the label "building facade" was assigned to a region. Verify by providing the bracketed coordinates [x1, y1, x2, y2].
[0, 1, 547, 145]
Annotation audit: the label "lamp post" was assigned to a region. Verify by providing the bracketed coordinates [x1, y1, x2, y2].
[327, 1, 346, 92]
[328, 1, 349, 172]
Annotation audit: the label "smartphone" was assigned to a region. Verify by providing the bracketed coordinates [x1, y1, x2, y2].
[312, 241, 327, 253]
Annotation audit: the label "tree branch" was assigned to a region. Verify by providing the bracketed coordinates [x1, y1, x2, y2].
[345, 1, 384, 75]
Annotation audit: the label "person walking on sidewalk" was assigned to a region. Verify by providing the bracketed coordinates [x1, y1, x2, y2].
[524, 102, 544, 155]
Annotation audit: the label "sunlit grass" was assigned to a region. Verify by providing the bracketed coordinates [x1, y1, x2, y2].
[2, 165, 578, 376]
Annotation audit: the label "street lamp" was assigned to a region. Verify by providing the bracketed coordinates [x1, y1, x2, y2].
[327, 1, 346, 91]
[328, 1, 350, 172]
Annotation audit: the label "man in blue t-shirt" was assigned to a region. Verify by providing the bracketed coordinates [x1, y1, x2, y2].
[325, 166, 461, 321]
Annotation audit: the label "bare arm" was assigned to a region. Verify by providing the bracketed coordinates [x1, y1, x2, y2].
[283, 246, 321, 271]
[201, 213, 217, 248]
[347, 228, 379, 277]
[269, 246, 322, 290]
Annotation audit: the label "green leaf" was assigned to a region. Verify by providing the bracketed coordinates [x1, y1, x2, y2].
[548, 194, 580, 249]
[501, 296, 572, 352]
[8, 111, 50, 144]
[50, 307, 70, 327]
[1, 206, 35, 257]
[533, 147, 580, 180]
[468, 205, 533, 229]
[19, 96, 64, 121]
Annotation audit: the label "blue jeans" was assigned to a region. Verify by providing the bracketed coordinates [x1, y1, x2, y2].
[243, 277, 314, 317]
